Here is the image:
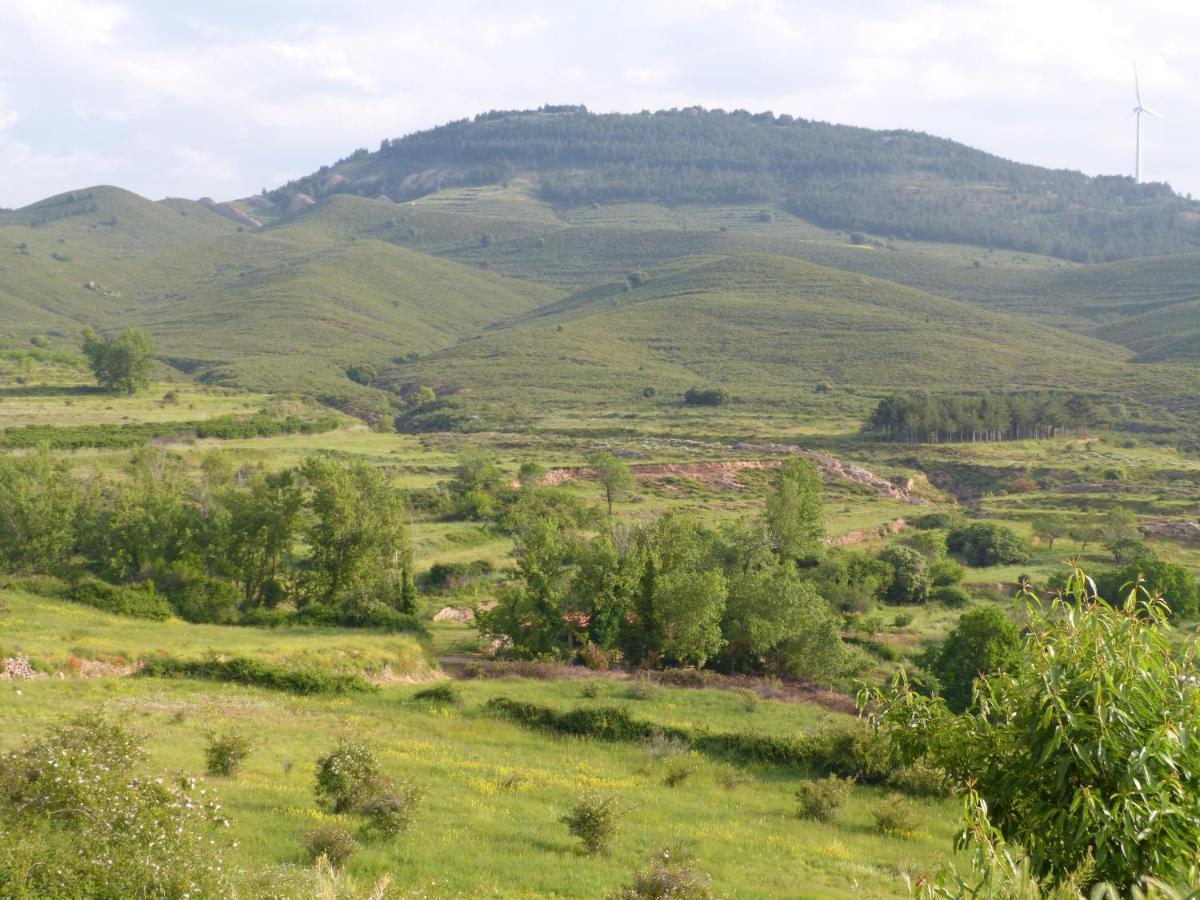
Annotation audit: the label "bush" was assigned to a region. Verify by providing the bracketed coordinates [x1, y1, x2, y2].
[204, 729, 253, 776]
[70, 575, 173, 620]
[930, 585, 971, 608]
[560, 791, 620, 855]
[0, 715, 232, 897]
[359, 780, 425, 840]
[947, 523, 1031, 567]
[930, 559, 966, 587]
[683, 387, 729, 407]
[1094, 559, 1199, 621]
[872, 793, 919, 837]
[609, 848, 716, 899]
[925, 606, 1020, 713]
[410, 682, 462, 706]
[141, 656, 375, 696]
[150, 559, 240, 624]
[303, 825, 358, 868]
[662, 754, 700, 787]
[794, 775, 851, 822]
[878, 546, 931, 604]
[315, 741, 384, 813]
[911, 512, 964, 531]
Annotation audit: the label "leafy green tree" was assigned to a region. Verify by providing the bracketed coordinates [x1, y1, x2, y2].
[868, 569, 1200, 890]
[446, 452, 510, 520]
[83, 447, 198, 581]
[1098, 506, 1140, 547]
[764, 458, 824, 563]
[81, 326, 154, 394]
[1069, 511, 1104, 553]
[925, 607, 1020, 713]
[478, 516, 572, 656]
[722, 562, 842, 681]
[1095, 560, 1199, 621]
[299, 456, 409, 607]
[0, 448, 80, 574]
[217, 469, 304, 608]
[1030, 513, 1069, 551]
[812, 549, 892, 612]
[878, 545, 931, 604]
[653, 567, 726, 667]
[587, 451, 634, 516]
[1105, 536, 1154, 565]
[569, 527, 645, 651]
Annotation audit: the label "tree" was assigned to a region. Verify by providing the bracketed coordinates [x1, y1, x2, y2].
[869, 569, 1200, 890]
[764, 458, 824, 563]
[217, 469, 304, 608]
[478, 516, 572, 656]
[1095, 560, 1199, 621]
[299, 457, 409, 607]
[1030, 513, 1069, 551]
[653, 567, 727, 667]
[81, 327, 154, 394]
[1069, 511, 1104, 553]
[946, 522, 1031, 567]
[878, 545, 930, 604]
[0, 448, 80, 574]
[587, 451, 634, 516]
[722, 562, 842, 681]
[925, 607, 1020, 713]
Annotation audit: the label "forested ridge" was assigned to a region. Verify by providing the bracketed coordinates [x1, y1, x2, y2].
[268, 106, 1200, 261]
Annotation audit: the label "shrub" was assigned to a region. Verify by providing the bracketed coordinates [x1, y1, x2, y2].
[947, 523, 1031, 567]
[662, 754, 700, 787]
[930, 559, 966, 587]
[141, 656, 375, 696]
[911, 512, 964, 531]
[870, 568, 1200, 888]
[609, 848, 716, 899]
[560, 791, 620, 855]
[359, 780, 425, 840]
[150, 559, 240, 624]
[204, 729, 253, 776]
[410, 682, 461, 706]
[878, 545, 931, 604]
[579, 680, 602, 699]
[683, 387, 729, 407]
[627, 677, 658, 700]
[315, 741, 384, 813]
[930, 585, 971, 608]
[0, 715, 232, 897]
[795, 775, 852, 822]
[1094, 559, 1199, 620]
[303, 825, 358, 868]
[70, 575, 173, 620]
[872, 793, 919, 837]
[892, 613, 914, 629]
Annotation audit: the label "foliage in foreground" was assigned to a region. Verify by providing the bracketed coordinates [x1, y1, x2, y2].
[0, 715, 232, 899]
[868, 568, 1200, 891]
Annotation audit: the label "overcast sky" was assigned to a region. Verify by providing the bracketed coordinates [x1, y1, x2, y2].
[2, 0, 1198, 207]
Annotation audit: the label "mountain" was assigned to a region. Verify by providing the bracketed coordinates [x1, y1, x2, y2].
[263, 106, 1200, 263]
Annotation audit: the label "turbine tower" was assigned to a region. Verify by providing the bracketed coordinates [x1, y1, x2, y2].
[1130, 64, 1163, 184]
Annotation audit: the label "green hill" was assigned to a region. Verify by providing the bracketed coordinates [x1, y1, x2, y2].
[1095, 297, 1200, 364]
[386, 254, 1142, 413]
[265, 107, 1200, 262]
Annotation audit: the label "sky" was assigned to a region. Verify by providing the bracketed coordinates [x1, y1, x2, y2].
[1, 0, 1198, 208]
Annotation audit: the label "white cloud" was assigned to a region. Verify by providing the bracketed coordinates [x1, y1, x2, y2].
[0, 0, 1199, 205]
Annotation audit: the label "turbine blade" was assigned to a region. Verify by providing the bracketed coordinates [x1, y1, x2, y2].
[1143, 107, 1164, 119]
[1134, 63, 1142, 105]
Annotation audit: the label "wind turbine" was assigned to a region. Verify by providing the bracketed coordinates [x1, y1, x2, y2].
[1129, 64, 1163, 184]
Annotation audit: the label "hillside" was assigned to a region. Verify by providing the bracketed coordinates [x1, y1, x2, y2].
[1095, 297, 1200, 364]
[264, 106, 1200, 262]
[384, 253, 1143, 416]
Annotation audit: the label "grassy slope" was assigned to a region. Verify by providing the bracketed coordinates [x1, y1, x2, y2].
[389, 253, 1140, 408]
[0, 589, 958, 898]
[1094, 296, 1200, 364]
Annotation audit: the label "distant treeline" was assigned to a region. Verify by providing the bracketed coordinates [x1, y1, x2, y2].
[0, 412, 341, 450]
[865, 391, 1099, 443]
[269, 107, 1200, 262]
